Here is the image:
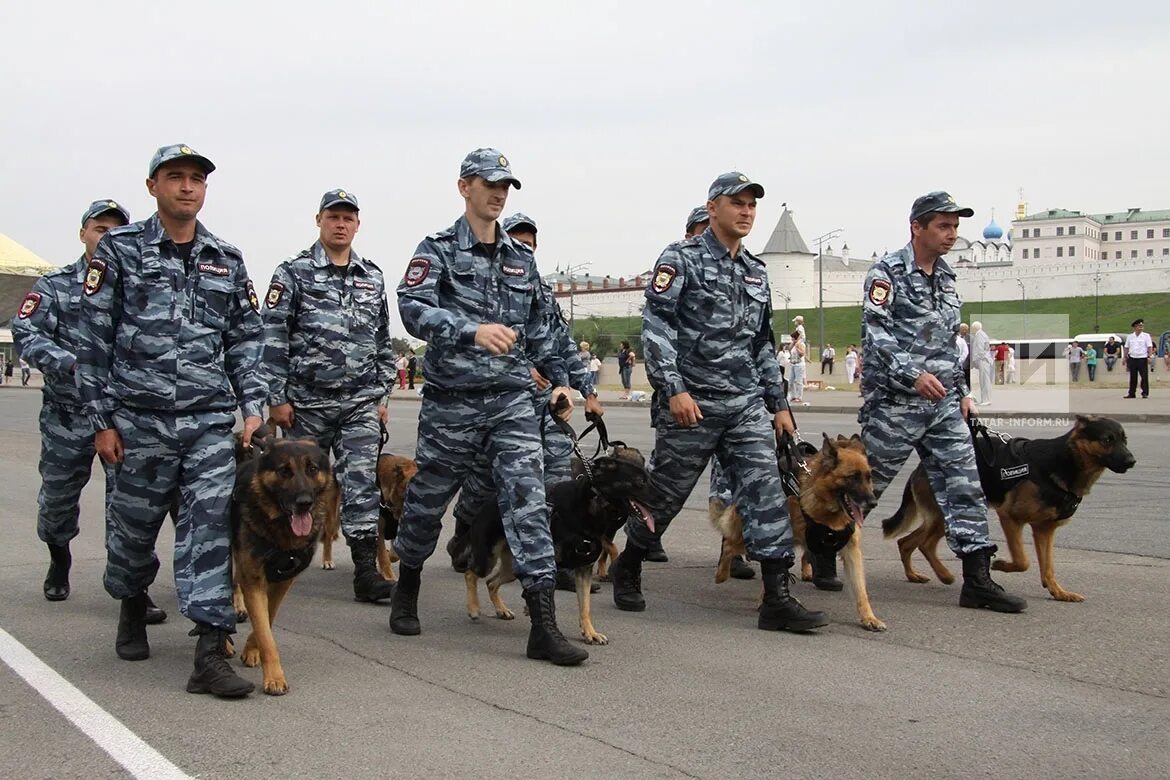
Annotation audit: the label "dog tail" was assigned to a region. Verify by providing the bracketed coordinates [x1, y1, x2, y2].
[880, 477, 920, 539]
[709, 499, 740, 539]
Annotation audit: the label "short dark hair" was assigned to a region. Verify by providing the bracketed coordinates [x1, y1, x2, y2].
[912, 211, 941, 229]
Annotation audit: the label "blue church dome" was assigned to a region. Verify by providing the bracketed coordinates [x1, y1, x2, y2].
[982, 218, 1004, 240]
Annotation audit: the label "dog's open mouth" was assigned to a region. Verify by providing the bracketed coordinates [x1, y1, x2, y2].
[290, 511, 313, 537]
[839, 494, 865, 526]
[628, 499, 656, 533]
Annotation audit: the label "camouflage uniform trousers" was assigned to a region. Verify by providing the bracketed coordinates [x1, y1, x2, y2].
[288, 390, 381, 543]
[36, 402, 114, 547]
[625, 396, 794, 562]
[451, 392, 573, 537]
[104, 407, 236, 630]
[860, 393, 992, 556]
[394, 388, 556, 591]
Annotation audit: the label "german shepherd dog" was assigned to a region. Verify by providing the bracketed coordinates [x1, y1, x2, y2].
[318, 454, 416, 581]
[229, 436, 335, 695]
[882, 415, 1135, 602]
[465, 445, 660, 645]
[711, 434, 885, 631]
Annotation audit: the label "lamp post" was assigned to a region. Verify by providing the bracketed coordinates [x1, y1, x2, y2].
[979, 276, 986, 317]
[812, 228, 843, 354]
[1016, 277, 1026, 338]
[1092, 268, 1102, 331]
[563, 261, 591, 335]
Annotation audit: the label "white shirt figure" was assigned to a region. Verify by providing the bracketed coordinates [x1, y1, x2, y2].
[1125, 331, 1154, 358]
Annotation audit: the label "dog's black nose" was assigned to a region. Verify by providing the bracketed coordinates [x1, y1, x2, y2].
[295, 497, 314, 514]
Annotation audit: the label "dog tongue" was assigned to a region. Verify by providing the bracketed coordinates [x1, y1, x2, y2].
[631, 500, 656, 534]
[290, 511, 313, 537]
[847, 499, 865, 526]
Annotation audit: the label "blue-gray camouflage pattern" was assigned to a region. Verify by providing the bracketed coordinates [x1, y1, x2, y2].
[76, 213, 266, 428]
[632, 230, 793, 560]
[104, 408, 237, 629]
[148, 143, 214, 177]
[12, 256, 89, 409]
[394, 389, 556, 590]
[459, 148, 521, 188]
[859, 243, 989, 556]
[288, 397, 382, 542]
[34, 394, 114, 547]
[261, 240, 394, 406]
[397, 215, 567, 392]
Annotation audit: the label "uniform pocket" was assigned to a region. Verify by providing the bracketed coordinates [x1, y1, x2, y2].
[196, 276, 234, 330]
[500, 275, 533, 325]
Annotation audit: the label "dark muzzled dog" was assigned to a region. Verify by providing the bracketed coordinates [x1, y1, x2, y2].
[882, 414, 1135, 602]
[230, 435, 334, 695]
[711, 433, 885, 631]
[465, 444, 660, 645]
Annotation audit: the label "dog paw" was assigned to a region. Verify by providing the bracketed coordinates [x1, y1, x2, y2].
[241, 646, 261, 668]
[235, 609, 249, 623]
[1049, 589, 1085, 603]
[263, 676, 289, 696]
[860, 617, 888, 632]
[495, 607, 515, 620]
[937, 573, 955, 585]
[321, 561, 335, 570]
[582, 630, 609, 645]
[906, 572, 930, 584]
[597, 573, 612, 583]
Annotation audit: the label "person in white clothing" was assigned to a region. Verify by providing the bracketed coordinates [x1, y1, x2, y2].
[844, 344, 859, 384]
[788, 331, 808, 404]
[1006, 344, 1017, 384]
[1123, 318, 1155, 398]
[970, 321, 992, 405]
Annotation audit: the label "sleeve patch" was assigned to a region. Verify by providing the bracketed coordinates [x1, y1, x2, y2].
[246, 280, 260, 312]
[868, 279, 892, 306]
[83, 259, 107, 296]
[18, 292, 42, 319]
[651, 263, 677, 294]
[265, 282, 285, 309]
[403, 258, 431, 287]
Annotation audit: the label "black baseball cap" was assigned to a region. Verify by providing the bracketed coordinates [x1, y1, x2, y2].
[909, 191, 974, 223]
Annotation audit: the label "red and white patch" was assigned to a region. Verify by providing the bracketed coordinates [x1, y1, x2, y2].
[651, 263, 677, 294]
[84, 259, 107, 296]
[352, 280, 377, 291]
[246, 280, 260, 312]
[868, 279, 892, 306]
[18, 292, 42, 319]
[265, 282, 285, 309]
[501, 264, 526, 277]
[403, 258, 430, 287]
[197, 262, 230, 277]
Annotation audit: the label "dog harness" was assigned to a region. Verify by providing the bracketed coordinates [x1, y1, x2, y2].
[969, 419, 1082, 521]
[777, 432, 856, 556]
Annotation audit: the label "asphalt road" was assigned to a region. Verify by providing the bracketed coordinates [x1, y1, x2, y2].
[0, 388, 1166, 780]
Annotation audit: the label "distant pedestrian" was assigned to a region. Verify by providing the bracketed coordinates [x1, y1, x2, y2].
[1064, 341, 1084, 382]
[2, 357, 11, 384]
[788, 331, 807, 405]
[1123, 318, 1154, 398]
[820, 343, 835, 375]
[844, 344, 858, 384]
[396, 352, 408, 389]
[618, 340, 635, 400]
[993, 341, 1009, 383]
[1006, 344, 1017, 384]
[1103, 336, 1121, 371]
[19, 357, 31, 385]
[970, 321, 992, 405]
[588, 353, 601, 387]
[1085, 344, 1098, 382]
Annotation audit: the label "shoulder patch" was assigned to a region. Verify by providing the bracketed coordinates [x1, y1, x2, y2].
[868, 279, 892, 306]
[18, 292, 42, 319]
[84, 258, 107, 296]
[266, 282, 285, 309]
[352, 280, 377, 291]
[246, 280, 260, 312]
[403, 258, 430, 287]
[651, 263, 677, 294]
[197, 261, 230, 277]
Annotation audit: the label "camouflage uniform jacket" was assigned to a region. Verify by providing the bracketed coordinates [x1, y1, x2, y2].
[861, 243, 970, 401]
[11, 256, 88, 409]
[76, 214, 266, 429]
[542, 279, 594, 398]
[642, 229, 788, 413]
[397, 216, 567, 393]
[261, 241, 394, 405]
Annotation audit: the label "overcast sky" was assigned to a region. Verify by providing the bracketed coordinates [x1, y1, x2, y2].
[3, 1, 1168, 331]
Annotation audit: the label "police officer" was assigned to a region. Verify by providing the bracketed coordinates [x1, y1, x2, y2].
[11, 200, 164, 622]
[261, 189, 395, 603]
[860, 191, 1026, 613]
[393, 149, 587, 665]
[610, 172, 827, 633]
[77, 144, 266, 698]
[444, 213, 603, 594]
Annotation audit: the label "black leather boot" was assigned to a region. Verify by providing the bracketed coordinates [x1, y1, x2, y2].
[810, 552, 844, 591]
[389, 564, 421, 635]
[351, 537, 395, 602]
[729, 555, 756, 580]
[523, 587, 588, 666]
[143, 590, 168, 624]
[758, 559, 829, 632]
[44, 543, 71, 601]
[960, 548, 1027, 613]
[186, 623, 254, 698]
[610, 543, 647, 612]
[644, 537, 669, 563]
[115, 593, 150, 661]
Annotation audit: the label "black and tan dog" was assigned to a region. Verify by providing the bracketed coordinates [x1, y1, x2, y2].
[318, 453, 416, 582]
[882, 414, 1135, 602]
[229, 436, 335, 695]
[465, 445, 660, 645]
[711, 434, 885, 631]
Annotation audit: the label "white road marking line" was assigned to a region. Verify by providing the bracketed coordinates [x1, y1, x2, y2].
[0, 627, 193, 780]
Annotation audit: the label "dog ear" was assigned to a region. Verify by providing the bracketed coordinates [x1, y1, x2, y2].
[820, 433, 838, 467]
[1074, 414, 1092, 429]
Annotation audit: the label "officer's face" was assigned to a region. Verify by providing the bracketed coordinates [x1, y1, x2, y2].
[79, 214, 127, 260]
[146, 161, 207, 221]
[912, 213, 960, 256]
[709, 193, 756, 239]
[459, 177, 510, 222]
[316, 207, 360, 251]
[507, 229, 537, 251]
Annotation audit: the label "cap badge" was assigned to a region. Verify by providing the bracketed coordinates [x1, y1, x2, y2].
[179, 146, 193, 155]
[337, 191, 348, 199]
[737, 174, 748, 182]
[498, 155, 508, 167]
[107, 201, 118, 209]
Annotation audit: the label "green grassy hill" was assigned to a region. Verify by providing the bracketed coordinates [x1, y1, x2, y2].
[572, 292, 1170, 359]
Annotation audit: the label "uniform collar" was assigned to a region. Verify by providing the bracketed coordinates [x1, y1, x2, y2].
[897, 242, 955, 277]
[142, 213, 220, 257]
[309, 240, 367, 274]
[454, 214, 521, 257]
[701, 228, 757, 267]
